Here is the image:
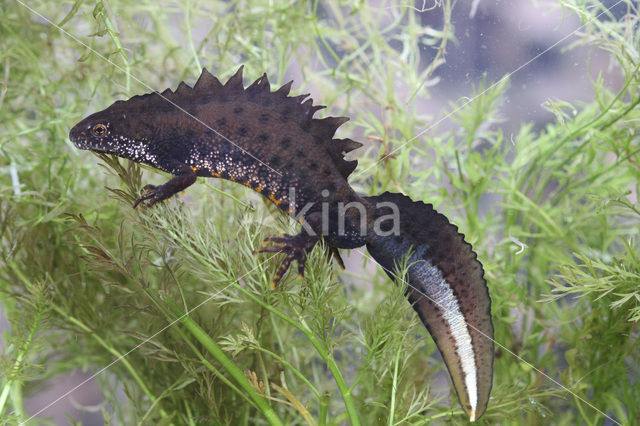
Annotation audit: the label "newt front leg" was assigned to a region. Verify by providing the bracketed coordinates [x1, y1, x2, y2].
[133, 164, 197, 208]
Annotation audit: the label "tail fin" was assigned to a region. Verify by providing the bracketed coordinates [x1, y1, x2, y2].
[364, 192, 493, 421]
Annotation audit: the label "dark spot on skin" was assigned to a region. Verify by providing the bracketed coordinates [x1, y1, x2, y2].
[326, 182, 336, 192]
[279, 106, 292, 123]
[295, 169, 308, 181]
[259, 113, 269, 123]
[309, 162, 318, 171]
[270, 157, 281, 167]
[238, 126, 248, 136]
[233, 106, 244, 114]
[296, 149, 305, 158]
[281, 137, 291, 148]
[216, 117, 227, 126]
[323, 166, 332, 176]
[257, 133, 269, 142]
[204, 129, 218, 140]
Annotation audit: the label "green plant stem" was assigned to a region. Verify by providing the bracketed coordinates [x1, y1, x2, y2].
[184, 0, 202, 73]
[164, 299, 283, 426]
[252, 345, 321, 398]
[256, 351, 272, 399]
[229, 285, 362, 426]
[552, 145, 640, 205]
[143, 288, 262, 414]
[388, 345, 402, 426]
[311, 0, 341, 66]
[49, 304, 170, 420]
[318, 391, 330, 426]
[203, 181, 255, 209]
[158, 221, 361, 424]
[97, 0, 131, 92]
[525, 61, 640, 202]
[173, 326, 260, 411]
[0, 309, 39, 421]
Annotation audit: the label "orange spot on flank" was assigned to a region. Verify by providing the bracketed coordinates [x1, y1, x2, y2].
[255, 184, 264, 192]
[190, 166, 198, 172]
[268, 193, 282, 205]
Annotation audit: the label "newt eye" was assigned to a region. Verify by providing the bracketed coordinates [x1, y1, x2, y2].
[92, 124, 107, 136]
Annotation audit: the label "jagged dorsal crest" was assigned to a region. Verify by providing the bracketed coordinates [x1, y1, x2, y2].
[104, 66, 362, 178]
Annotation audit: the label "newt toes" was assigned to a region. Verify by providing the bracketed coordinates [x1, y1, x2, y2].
[69, 66, 494, 421]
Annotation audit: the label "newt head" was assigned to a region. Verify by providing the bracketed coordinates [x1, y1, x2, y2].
[69, 109, 153, 159]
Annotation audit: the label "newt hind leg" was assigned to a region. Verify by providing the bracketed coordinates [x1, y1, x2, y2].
[327, 246, 345, 270]
[253, 231, 319, 289]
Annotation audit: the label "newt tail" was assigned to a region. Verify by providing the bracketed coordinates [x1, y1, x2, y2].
[69, 67, 494, 421]
[365, 192, 493, 420]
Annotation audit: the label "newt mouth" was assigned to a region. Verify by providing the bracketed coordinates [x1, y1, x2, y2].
[68, 123, 86, 148]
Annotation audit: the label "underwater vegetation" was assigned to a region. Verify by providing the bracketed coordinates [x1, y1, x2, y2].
[1, 1, 638, 424]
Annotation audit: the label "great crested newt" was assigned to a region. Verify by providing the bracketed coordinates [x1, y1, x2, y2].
[69, 67, 494, 421]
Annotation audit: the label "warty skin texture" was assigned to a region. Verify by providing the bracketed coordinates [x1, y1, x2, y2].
[69, 67, 494, 421]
